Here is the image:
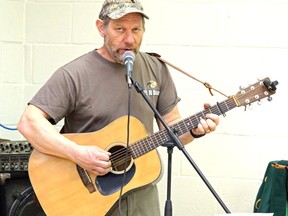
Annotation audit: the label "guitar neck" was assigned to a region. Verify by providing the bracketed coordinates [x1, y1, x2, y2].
[129, 97, 237, 159]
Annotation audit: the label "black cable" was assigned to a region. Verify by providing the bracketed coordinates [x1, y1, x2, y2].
[118, 87, 132, 216]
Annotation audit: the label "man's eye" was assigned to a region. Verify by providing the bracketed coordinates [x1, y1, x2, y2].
[133, 28, 141, 33]
[116, 28, 124, 32]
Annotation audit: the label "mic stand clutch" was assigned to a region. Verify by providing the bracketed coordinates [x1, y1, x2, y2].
[132, 80, 231, 215]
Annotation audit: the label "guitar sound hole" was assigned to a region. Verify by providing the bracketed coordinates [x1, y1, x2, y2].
[108, 144, 133, 174]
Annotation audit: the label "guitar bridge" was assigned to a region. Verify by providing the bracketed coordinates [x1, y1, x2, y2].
[76, 164, 96, 193]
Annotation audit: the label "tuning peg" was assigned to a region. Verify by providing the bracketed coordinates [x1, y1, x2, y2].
[257, 100, 262, 105]
[267, 96, 273, 102]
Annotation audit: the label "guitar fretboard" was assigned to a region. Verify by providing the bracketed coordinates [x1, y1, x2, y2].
[129, 97, 237, 158]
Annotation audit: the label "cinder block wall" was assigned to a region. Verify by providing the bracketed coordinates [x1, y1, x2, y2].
[1, 0, 287, 215]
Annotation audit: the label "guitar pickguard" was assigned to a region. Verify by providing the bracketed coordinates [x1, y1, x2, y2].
[96, 163, 136, 196]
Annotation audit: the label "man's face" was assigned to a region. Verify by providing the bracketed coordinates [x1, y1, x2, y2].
[102, 13, 144, 63]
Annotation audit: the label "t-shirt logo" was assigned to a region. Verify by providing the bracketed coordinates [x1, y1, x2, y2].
[145, 80, 160, 96]
[147, 80, 157, 88]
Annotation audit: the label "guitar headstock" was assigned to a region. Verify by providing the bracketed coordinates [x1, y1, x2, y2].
[234, 77, 278, 107]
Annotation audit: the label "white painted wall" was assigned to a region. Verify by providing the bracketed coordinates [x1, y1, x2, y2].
[1, 0, 287, 215]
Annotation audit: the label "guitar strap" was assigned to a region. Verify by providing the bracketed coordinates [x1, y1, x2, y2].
[146, 52, 229, 98]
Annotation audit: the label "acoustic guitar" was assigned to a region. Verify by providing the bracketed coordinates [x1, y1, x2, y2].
[28, 77, 278, 215]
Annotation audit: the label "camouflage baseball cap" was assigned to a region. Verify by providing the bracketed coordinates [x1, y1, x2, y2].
[99, 0, 149, 20]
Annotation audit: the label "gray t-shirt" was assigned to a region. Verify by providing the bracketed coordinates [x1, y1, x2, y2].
[30, 50, 180, 135]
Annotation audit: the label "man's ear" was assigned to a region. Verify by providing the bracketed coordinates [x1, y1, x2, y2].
[96, 19, 105, 37]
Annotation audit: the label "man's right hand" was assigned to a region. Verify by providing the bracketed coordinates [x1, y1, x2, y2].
[72, 145, 112, 176]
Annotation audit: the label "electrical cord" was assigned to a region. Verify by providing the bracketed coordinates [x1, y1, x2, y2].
[0, 123, 17, 131]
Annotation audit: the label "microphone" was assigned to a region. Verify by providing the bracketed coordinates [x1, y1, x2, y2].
[122, 51, 135, 88]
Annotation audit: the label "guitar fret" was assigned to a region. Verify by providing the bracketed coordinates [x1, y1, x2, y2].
[182, 120, 189, 132]
[138, 140, 146, 156]
[130, 144, 138, 158]
[154, 133, 162, 145]
[131, 143, 139, 158]
[147, 137, 156, 150]
[219, 101, 228, 113]
[158, 131, 165, 143]
[221, 102, 229, 113]
[223, 100, 230, 112]
[133, 139, 144, 158]
[144, 138, 153, 151]
[214, 105, 222, 115]
[183, 118, 193, 131]
[175, 123, 184, 135]
[201, 111, 206, 119]
[178, 124, 185, 135]
[160, 130, 170, 143]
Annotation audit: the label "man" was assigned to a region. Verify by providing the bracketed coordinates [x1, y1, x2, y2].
[18, 0, 219, 215]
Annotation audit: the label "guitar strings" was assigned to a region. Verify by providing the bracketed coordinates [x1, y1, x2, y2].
[108, 83, 266, 170]
[109, 129, 168, 168]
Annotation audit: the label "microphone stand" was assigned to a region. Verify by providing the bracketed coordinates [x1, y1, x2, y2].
[131, 80, 231, 216]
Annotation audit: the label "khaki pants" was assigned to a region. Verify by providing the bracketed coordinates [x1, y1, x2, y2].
[108, 184, 161, 216]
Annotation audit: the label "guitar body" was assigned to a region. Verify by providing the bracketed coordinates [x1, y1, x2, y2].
[28, 116, 162, 216]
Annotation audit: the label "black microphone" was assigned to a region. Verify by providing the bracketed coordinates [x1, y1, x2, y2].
[122, 51, 135, 88]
